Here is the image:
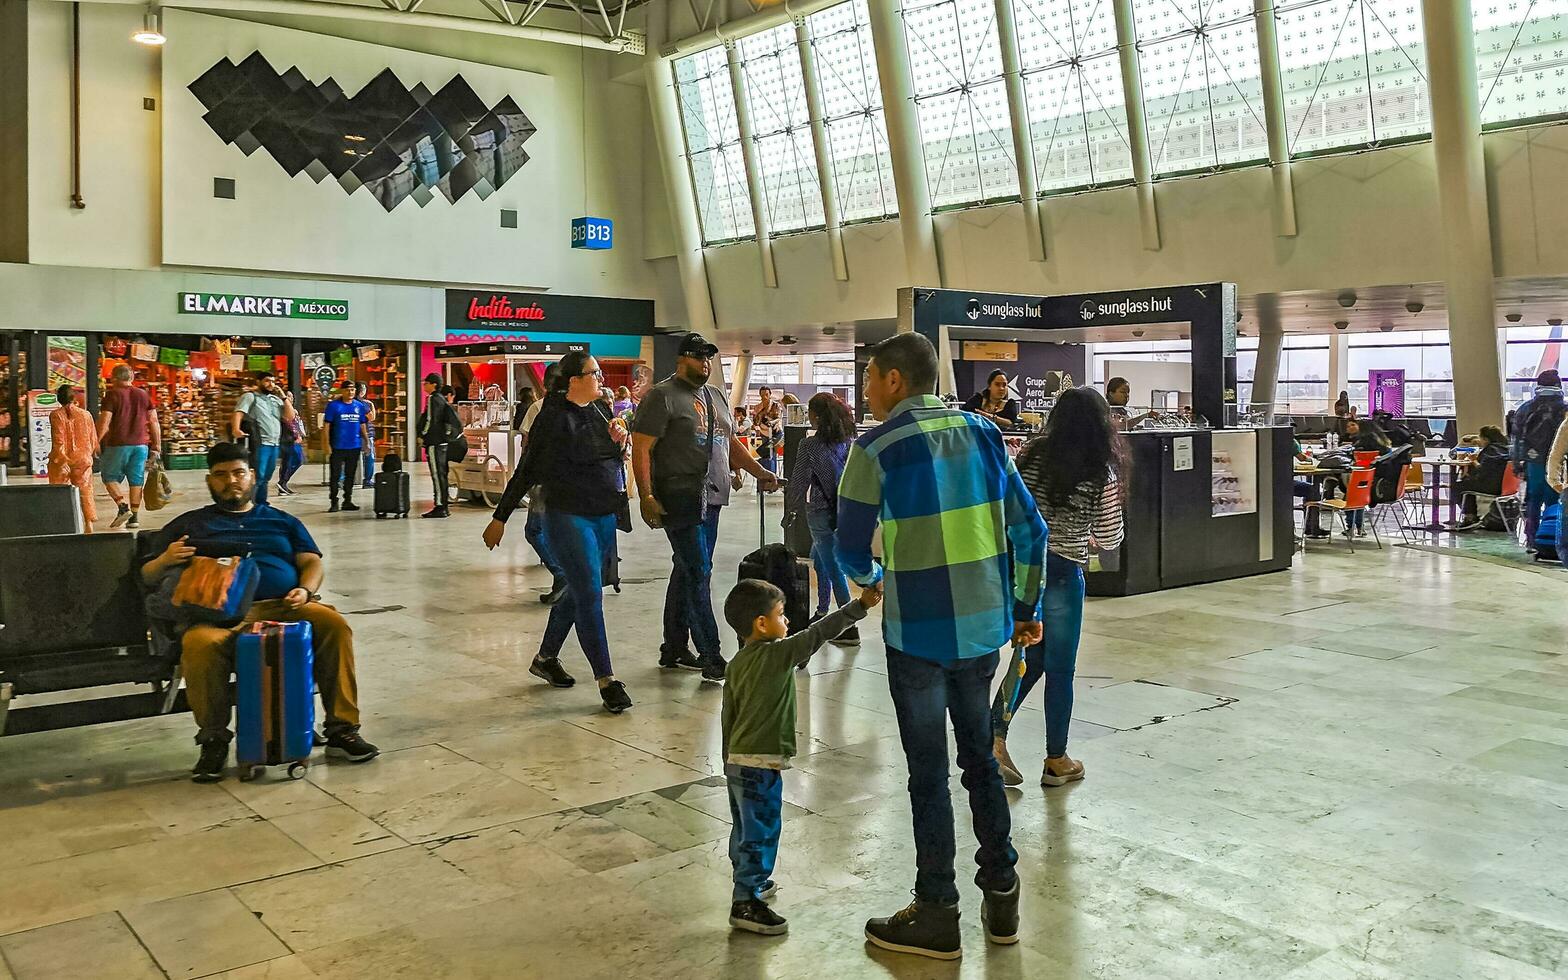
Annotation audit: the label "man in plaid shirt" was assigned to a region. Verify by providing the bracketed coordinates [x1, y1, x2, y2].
[837, 332, 1046, 961]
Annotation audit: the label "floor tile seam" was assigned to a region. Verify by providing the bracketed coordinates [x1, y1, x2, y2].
[0, 809, 278, 888]
[427, 733, 710, 809]
[117, 908, 174, 980]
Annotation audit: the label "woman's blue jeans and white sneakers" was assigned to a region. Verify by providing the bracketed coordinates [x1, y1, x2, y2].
[806, 509, 856, 643]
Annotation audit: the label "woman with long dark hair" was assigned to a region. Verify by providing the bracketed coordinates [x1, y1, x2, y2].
[962, 369, 1020, 429]
[784, 393, 858, 641]
[992, 386, 1126, 788]
[483, 351, 633, 713]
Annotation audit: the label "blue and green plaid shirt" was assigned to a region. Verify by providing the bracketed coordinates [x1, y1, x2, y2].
[836, 395, 1047, 663]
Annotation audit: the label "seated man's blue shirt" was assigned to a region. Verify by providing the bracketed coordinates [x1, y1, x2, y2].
[324, 400, 365, 451]
[155, 504, 322, 600]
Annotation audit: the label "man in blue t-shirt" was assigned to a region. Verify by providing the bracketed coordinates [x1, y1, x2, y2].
[142, 441, 378, 782]
[322, 381, 369, 512]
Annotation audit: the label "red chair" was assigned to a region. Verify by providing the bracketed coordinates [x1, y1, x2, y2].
[1352, 450, 1380, 468]
[1305, 467, 1378, 553]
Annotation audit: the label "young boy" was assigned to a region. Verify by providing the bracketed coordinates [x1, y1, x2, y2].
[720, 578, 881, 936]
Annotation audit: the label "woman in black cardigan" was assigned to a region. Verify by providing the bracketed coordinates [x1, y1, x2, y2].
[482, 351, 633, 714]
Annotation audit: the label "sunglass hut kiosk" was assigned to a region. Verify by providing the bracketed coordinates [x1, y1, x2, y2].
[899, 284, 1294, 596]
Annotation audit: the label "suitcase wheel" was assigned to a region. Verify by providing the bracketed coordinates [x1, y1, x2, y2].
[376, 512, 385, 519]
[239, 764, 265, 782]
[288, 762, 308, 780]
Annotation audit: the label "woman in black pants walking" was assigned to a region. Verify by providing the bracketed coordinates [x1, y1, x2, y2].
[482, 352, 633, 714]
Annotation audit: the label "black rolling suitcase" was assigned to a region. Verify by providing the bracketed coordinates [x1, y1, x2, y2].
[373, 453, 411, 519]
[738, 484, 811, 634]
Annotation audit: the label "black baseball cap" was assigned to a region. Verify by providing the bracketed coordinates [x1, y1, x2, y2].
[677, 332, 720, 358]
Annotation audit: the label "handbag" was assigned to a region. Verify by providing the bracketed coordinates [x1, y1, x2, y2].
[147, 555, 261, 628]
[144, 459, 175, 511]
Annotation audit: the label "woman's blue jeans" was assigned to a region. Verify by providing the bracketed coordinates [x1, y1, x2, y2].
[805, 509, 849, 614]
[991, 551, 1086, 758]
[538, 510, 617, 679]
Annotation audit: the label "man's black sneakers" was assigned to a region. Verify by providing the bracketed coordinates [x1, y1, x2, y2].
[981, 878, 1021, 945]
[191, 740, 229, 783]
[530, 656, 576, 688]
[729, 899, 788, 936]
[328, 502, 340, 513]
[701, 656, 727, 684]
[421, 507, 449, 519]
[600, 680, 633, 714]
[325, 730, 380, 763]
[540, 578, 568, 605]
[865, 896, 962, 960]
[659, 647, 704, 671]
[342, 502, 361, 512]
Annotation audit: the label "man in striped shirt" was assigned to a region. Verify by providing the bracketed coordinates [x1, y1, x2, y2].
[837, 333, 1047, 960]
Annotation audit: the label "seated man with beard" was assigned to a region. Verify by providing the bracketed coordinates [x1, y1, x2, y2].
[142, 441, 378, 782]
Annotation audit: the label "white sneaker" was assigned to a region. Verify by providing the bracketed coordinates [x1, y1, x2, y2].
[109, 507, 131, 529]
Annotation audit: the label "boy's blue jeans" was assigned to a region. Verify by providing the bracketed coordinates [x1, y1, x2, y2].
[726, 764, 782, 902]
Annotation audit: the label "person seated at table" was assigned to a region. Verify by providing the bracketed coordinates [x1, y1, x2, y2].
[1452, 425, 1511, 531]
[1322, 418, 1393, 537]
[1292, 436, 1329, 539]
[142, 442, 379, 783]
[963, 370, 1020, 429]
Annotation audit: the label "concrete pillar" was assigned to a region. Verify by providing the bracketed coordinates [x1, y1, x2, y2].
[1250, 294, 1284, 419]
[865, 0, 943, 285]
[993, 0, 1045, 260]
[1252, 0, 1298, 237]
[1422, 0, 1504, 433]
[795, 19, 849, 280]
[643, 2, 719, 335]
[726, 41, 780, 288]
[729, 351, 754, 409]
[1111, 0, 1161, 250]
[1328, 332, 1349, 414]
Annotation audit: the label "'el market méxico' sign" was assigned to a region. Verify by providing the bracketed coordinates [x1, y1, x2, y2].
[179, 292, 349, 320]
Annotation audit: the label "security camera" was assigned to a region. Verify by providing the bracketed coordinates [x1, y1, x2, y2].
[1505, 313, 1523, 323]
[1379, 323, 1394, 332]
[822, 325, 836, 336]
[1550, 318, 1564, 327]
[1334, 320, 1349, 330]
[1405, 301, 1424, 314]
[1337, 291, 1357, 308]
[1131, 329, 1145, 338]
[762, 338, 773, 345]
[741, 348, 751, 355]
[778, 335, 797, 346]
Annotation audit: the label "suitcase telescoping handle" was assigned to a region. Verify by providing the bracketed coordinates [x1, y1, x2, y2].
[760, 477, 788, 549]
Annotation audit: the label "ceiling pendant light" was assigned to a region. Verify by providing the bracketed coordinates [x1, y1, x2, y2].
[132, 9, 165, 45]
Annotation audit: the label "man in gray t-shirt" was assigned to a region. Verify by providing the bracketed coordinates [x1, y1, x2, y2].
[632, 333, 779, 681]
[232, 374, 294, 505]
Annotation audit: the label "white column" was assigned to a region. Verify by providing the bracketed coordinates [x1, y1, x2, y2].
[795, 18, 849, 281]
[1250, 295, 1284, 419]
[993, 0, 1045, 260]
[643, 1, 719, 334]
[1422, 0, 1504, 433]
[1253, 0, 1298, 237]
[727, 41, 780, 288]
[729, 351, 755, 408]
[1329, 332, 1349, 413]
[1111, 0, 1161, 250]
[866, 0, 943, 285]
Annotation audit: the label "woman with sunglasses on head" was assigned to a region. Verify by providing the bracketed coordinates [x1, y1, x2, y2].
[992, 386, 1126, 788]
[483, 351, 633, 714]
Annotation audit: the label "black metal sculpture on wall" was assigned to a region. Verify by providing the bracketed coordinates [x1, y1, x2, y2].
[189, 52, 538, 212]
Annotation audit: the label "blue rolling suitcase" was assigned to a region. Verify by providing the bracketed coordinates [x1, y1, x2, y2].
[235, 621, 316, 781]
[1536, 503, 1562, 563]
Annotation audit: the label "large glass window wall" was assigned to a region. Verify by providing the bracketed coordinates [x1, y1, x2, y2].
[1474, 0, 1568, 127]
[809, 0, 900, 221]
[674, 47, 756, 244]
[740, 26, 827, 234]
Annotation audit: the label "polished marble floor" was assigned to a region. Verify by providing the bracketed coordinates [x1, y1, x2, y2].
[4, 473, 1568, 978]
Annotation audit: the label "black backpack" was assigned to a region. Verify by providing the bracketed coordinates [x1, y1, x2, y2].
[1523, 399, 1567, 459]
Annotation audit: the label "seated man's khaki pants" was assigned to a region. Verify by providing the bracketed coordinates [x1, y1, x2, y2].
[181, 600, 361, 743]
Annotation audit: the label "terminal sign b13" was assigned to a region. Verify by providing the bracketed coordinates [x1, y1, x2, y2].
[571, 217, 613, 251]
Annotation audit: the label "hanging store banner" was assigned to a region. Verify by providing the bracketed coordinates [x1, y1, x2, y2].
[131, 343, 159, 362]
[1368, 369, 1406, 417]
[179, 292, 349, 320]
[219, 354, 245, 371]
[159, 347, 190, 368]
[357, 345, 382, 362]
[247, 354, 275, 372]
[446, 290, 653, 334]
[962, 341, 1018, 362]
[329, 348, 354, 367]
[301, 352, 326, 372]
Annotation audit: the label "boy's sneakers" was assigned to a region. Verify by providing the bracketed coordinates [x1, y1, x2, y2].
[600, 680, 633, 714]
[865, 895, 961, 960]
[126, 511, 140, 529]
[659, 647, 704, 671]
[110, 505, 131, 529]
[529, 656, 575, 688]
[701, 656, 727, 684]
[729, 899, 788, 936]
[324, 730, 380, 763]
[981, 879, 1020, 945]
[191, 740, 229, 783]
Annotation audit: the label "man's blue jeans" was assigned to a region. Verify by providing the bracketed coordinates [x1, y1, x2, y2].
[538, 510, 617, 678]
[663, 506, 722, 660]
[1526, 461, 1552, 541]
[726, 764, 782, 902]
[885, 646, 1019, 906]
[806, 509, 849, 614]
[526, 506, 564, 579]
[362, 448, 377, 487]
[1558, 489, 1568, 560]
[253, 444, 280, 505]
[992, 551, 1086, 758]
